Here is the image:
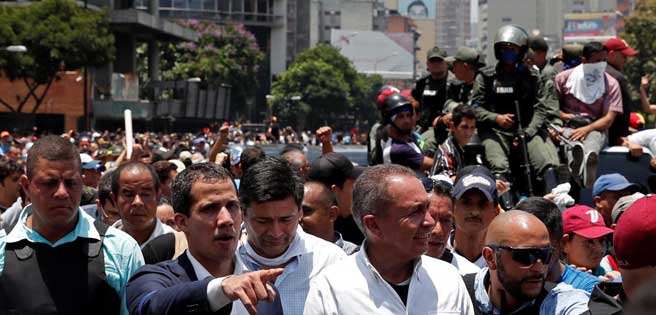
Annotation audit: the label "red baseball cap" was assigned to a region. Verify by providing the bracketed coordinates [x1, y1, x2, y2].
[614, 195, 656, 269]
[604, 38, 637, 56]
[563, 205, 614, 239]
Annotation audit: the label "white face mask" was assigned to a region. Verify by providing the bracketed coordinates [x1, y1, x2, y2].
[582, 61, 607, 87]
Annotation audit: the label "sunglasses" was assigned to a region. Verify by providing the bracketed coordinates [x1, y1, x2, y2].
[487, 245, 553, 267]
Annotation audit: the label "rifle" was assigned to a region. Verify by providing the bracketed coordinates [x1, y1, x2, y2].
[514, 100, 534, 196]
[547, 122, 576, 148]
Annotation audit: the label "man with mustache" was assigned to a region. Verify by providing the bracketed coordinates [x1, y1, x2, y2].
[127, 163, 284, 315]
[449, 165, 500, 268]
[0, 135, 143, 315]
[464, 210, 589, 315]
[424, 177, 480, 275]
[110, 161, 175, 248]
[236, 156, 346, 314]
[304, 164, 473, 314]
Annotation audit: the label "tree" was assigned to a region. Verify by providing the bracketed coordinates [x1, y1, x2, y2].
[623, 0, 656, 125]
[271, 44, 383, 130]
[139, 21, 265, 117]
[0, 0, 114, 113]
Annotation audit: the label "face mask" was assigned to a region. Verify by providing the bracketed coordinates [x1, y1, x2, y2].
[582, 61, 607, 87]
[501, 49, 518, 64]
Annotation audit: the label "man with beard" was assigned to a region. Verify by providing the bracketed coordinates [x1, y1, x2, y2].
[464, 210, 589, 315]
[304, 164, 473, 314]
[373, 93, 434, 172]
[424, 177, 480, 275]
[127, 163, 284, 315]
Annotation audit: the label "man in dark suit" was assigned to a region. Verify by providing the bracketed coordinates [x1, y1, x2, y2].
[126, 163, 283, 315]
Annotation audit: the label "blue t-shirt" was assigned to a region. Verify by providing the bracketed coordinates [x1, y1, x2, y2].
[559, 263, 601, 295]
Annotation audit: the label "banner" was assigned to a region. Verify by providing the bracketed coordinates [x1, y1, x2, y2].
[563, 13, 617, 38]
[398, 0, 435, 20]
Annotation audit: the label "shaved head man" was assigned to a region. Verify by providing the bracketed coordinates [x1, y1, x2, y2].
[464, 210, 589, 315]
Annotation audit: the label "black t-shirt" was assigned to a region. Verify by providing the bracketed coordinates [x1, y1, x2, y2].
[334, 215, 364, 245]
[386, 280, 410, 306]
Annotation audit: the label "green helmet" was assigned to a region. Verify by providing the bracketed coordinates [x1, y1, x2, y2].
[493, 24, 529, 61]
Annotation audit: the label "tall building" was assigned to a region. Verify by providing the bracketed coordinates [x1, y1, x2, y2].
[477, 0, 563, 64]
[436, 0, 471, 56]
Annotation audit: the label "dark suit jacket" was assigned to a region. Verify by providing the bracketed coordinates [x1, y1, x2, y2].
[126, 251, 232, 315]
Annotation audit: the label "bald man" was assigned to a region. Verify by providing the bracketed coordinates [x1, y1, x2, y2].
[463, 211, 589, 315]
[300, 181, 358, 255]
[281, 148, 310, 179]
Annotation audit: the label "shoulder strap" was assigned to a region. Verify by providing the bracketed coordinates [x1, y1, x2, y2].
[89, 219, 110, 258]
[462, 273, 481, 315]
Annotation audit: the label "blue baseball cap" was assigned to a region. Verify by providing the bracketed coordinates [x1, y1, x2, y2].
[452, 166, 498, 202]
[82, 160, 106, 172]
[592, 173, 639, 197]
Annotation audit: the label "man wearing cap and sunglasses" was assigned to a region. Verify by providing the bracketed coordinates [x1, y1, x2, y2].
[463, 210, 589, 315]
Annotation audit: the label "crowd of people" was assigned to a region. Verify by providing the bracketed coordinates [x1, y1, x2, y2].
[1, 23, 656, 315]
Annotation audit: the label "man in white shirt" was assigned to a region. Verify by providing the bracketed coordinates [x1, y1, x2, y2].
[236, 157, 346, 315]
[424, 176, 480, 275]
[110, 161, 174, 248]
[304, 164, 474, 314]
[127, 163, 284, 315]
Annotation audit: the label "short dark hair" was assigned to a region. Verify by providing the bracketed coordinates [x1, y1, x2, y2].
[239, 156, 304, 215]
[514, 197, 563, 243]
[97, 170, 113, 208]
[582, 41, 607, 59]
[305, 181, 337, 209]
[26, 135, 80, 178]
[152, 160, 177, 183]
[171, 163, 235, 216]
[240, 146, 265, 174]
[451, 104, 476, 127]
[0, 159, 22, 183]
[111, 161, 161, 197]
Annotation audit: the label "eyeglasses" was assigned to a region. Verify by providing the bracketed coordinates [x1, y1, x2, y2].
[487, 245, 553, 267]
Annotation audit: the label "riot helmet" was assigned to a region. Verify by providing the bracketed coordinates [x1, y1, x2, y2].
[381, 93, 413, 125]
[493, 25, 529, 64]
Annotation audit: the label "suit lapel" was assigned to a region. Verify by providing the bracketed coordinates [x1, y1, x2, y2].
[176, 251, 199, 281]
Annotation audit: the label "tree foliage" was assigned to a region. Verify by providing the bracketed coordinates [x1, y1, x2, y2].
[140, 21, 265, 115]
[0, 0, 114, 112]
[623, 0, 656, 100]
[271, 44, 383, 130]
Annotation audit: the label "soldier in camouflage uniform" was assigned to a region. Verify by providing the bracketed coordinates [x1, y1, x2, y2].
[470, 25, 560, 195]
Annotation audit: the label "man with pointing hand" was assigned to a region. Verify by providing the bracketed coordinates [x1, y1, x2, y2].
[127, 163, 282, 314]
